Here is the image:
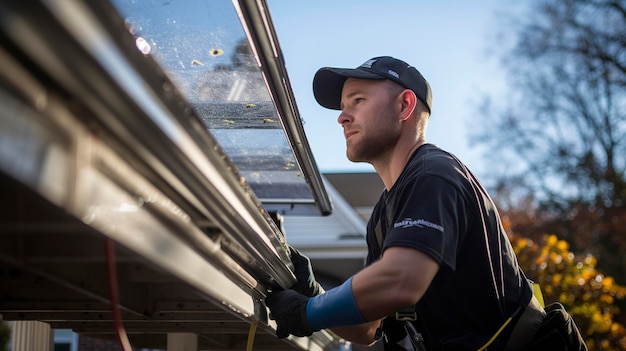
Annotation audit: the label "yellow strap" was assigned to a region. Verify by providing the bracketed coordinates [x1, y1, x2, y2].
[476, 316, 513, 351]
[532, 283, 545, 308]
[246, 319, 258, 351]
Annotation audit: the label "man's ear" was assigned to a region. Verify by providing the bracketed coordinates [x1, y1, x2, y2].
[399, 89, 417, 121]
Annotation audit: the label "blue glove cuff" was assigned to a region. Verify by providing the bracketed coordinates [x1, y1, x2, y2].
[305, 276, 367, 330]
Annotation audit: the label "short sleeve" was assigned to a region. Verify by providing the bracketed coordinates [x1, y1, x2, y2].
[382, 175, 470, 270]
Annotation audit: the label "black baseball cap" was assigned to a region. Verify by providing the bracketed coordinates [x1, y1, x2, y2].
[313, 56, 432, 113]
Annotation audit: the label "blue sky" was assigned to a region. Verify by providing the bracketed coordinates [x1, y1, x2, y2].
[266, 1, 518, 176]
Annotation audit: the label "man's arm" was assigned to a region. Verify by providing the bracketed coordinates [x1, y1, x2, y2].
[331, 320, 382, 345]
[265, 245, 439, 342]
[352, 246, 439, 320]
[330, 246, 439, 345]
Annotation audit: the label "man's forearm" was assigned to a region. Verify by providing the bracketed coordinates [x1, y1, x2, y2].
[331, 319, 381, 345]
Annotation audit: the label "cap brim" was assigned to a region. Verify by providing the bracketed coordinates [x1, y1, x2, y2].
[313, 67, 384, 110]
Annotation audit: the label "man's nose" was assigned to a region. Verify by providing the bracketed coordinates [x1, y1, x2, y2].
[337, 111, 351, 125]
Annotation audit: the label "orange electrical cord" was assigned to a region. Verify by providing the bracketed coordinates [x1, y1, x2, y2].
[105, 238, 133, 351]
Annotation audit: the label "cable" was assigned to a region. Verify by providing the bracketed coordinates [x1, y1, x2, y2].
[105, 238, 133, 351]
[246, 319, 258, 351]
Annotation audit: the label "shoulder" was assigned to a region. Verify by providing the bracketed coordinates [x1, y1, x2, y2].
[403, 144, 466, 182]
[389, 144, 477, 209]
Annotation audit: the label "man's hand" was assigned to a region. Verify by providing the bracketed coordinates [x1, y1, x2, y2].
[265, 289, 315, 338]
[289, 246, 323, 297]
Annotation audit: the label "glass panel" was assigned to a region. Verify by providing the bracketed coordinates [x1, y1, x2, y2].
[111, 0, 313, 204]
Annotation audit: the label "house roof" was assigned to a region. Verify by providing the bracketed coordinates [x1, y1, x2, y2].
[324, 172, 384, 209]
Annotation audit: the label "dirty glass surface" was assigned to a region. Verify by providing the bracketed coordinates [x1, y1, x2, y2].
[111, 0, 314, 203]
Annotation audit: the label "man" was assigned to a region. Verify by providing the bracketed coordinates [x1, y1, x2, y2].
[265, 56, 585, 350]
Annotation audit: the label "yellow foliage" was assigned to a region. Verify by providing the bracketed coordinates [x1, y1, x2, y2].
[546, 234, 558, 245]
[511, 233, 626, 350]
[556, 239, 569, 251]
[603, 277, 614, 289]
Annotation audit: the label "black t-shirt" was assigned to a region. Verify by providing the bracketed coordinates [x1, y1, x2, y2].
[366, 144, 532, 350]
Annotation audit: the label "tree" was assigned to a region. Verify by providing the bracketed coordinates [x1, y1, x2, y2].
[473, 0, 626, 281]
[510, 233, 626, 350]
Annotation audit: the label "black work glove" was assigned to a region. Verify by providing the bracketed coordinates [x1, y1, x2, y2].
[265, 289, 315, 338]
[289, 246, 323, 297]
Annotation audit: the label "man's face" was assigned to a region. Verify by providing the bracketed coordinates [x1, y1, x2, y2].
[338, 78, 402, 163]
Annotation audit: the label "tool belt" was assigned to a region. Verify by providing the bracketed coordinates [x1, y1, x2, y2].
[503, 295, 546, 350]
[379, 295, 546, 351]
[505, 299, 588, 351]
[379, 285, 586, 350]
[521, 302, 588, 351]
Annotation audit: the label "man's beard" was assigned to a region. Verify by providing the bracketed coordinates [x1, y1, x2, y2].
[346, 130, 398, 164]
